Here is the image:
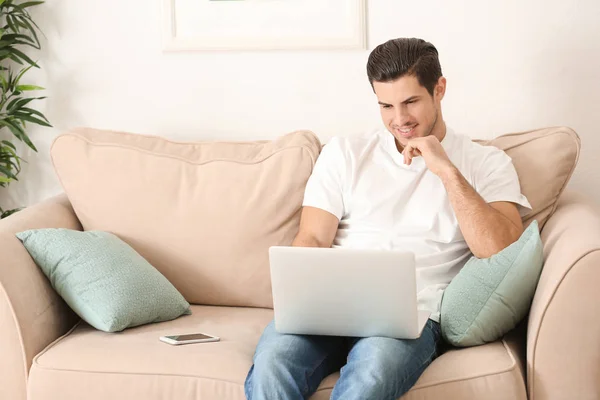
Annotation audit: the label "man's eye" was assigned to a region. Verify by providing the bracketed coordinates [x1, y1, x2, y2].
[407, 100, 416, 104]
[381, 105, 392, 109]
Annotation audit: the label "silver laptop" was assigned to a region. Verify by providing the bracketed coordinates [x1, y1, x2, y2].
[269, 246, 431, 339]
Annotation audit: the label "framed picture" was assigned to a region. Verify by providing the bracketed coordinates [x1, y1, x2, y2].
[162, 0, 367, 51]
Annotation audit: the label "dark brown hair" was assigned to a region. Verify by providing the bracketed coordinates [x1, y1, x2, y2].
[367, 38, 442, 96]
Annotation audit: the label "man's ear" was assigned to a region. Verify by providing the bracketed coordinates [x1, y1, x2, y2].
[435, 76, 447, 100]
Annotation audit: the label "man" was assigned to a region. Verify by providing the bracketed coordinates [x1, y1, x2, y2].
[245, 38, 531, 400]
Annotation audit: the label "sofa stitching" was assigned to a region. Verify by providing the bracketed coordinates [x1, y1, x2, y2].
[33, 367, 248, 388]
[32, 333, 520, 393]
[32, 320, 81, 366]
[51, 133, 320, 167]
[70, 126, 318, 147]
[480, 126, 578, 150]
[409, 339, 518, 391]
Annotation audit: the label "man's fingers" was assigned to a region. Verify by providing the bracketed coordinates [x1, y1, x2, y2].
[402, 143, 422, 165]
[403, 145, 411, 164]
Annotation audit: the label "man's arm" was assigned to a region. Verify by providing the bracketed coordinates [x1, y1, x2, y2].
[292, 206, 339, 248]
[403, 136, 524, 258]
[439, 167, 523, 258]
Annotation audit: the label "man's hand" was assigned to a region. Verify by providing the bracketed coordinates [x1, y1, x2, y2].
[402, 135, 455, 177]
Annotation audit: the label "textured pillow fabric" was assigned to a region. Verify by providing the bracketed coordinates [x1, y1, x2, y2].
[16, 228, 191, 333]
[440, 221, 544, 347]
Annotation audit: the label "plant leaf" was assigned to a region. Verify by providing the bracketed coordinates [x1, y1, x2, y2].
[19, 106, 49, 122]
[14, 65, 32, 82]
[15, 84, 43, 91]
[1, 140, 17, 150]
[0, 165, 17, 180]
[1, 33, 35, 43]
[7, 53, 24, 65]
[19, 1, 44, 9]
[12, 112, 52, 127]
[1, 143, 22, 170]
[6, 97, 30, 112]
[0, 73, 7, 90]
[7, 47, 38, 67]
[6, 15, 19, 33]
[0, 208, 23, 218]
[12, 38, 37, 49]
[14, 15, 40, 47]
[7, 96, 38, 112]
[1, 119, 37, 151]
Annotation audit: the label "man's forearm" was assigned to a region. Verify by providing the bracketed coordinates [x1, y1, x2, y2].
[292, 234, 328, 248]
[439, 167, 521, 258]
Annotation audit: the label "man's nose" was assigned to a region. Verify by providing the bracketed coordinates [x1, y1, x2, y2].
[394, 106, 409, 125]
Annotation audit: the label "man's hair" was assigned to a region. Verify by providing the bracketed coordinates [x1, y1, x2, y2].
[367, 38, 442, 96]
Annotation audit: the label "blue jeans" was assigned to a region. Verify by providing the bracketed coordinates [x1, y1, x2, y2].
[245, 319, 442, 400]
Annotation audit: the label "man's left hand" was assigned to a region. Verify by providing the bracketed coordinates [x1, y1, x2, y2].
[402, 136, 456, 177]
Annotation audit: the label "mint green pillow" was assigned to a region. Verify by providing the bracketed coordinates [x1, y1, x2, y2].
[440, 221, 543, 347]
[16, 229, 191, 333]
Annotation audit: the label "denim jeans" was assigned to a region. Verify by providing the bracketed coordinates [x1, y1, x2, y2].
[245, 319, 442, 400]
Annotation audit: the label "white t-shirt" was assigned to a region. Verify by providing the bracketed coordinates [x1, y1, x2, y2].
[302, 127, 532, 322]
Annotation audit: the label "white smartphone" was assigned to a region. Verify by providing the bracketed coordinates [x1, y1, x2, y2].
[159, 333, 220, 346]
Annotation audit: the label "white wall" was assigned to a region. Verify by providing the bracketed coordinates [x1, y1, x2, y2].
[2, 0, 599, 210]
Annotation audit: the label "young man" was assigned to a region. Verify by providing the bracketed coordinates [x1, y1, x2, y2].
[245, 38, 531, 400]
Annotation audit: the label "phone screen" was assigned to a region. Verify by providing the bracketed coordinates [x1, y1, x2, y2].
[168, 333, 214, 341]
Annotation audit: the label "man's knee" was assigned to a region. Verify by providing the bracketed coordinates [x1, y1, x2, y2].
[246, 341, 293, 400]
[333, 337, 436, 400]
[356, 337, 411, 373]
[246, 334, 316, 400]
[350, 336, 436, 384]
[251, 333, 315, 386]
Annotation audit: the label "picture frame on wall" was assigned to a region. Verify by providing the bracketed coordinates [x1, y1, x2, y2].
[162, 0, 367, 51]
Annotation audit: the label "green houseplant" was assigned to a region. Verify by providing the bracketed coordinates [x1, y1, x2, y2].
[0, 0, 51, 218]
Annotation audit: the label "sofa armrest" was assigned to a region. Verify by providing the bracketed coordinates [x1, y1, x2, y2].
[527, 191, 600, 400]
[0, 194, 82, 400]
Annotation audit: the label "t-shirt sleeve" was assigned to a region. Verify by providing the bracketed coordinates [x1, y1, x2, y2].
[474, 147, 532, 217]
[302, 137, 346, 220]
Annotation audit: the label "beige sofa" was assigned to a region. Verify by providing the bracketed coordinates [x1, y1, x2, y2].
[1, 126, 598, 400]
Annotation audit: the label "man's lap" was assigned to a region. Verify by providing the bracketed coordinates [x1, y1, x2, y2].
[251, 319, 441, 379]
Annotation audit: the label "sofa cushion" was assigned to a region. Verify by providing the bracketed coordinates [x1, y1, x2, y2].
[51, 128, 322, 308]
[477, 126, 580, 229]
[27, 306, 526, 400]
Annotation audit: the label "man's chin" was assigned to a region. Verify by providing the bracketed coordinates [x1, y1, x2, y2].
[389, 135, 408, 152]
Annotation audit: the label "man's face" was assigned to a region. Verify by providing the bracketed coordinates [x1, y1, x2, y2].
[373, 74, 446, 151]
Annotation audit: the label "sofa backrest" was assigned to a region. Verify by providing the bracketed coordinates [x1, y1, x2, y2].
[51, 128, 321, 308]
[51, 126, 579, 308]
[477, 126, 580, 229]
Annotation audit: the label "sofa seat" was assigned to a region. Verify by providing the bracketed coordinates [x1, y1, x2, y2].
[27, 305, 527, 400]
